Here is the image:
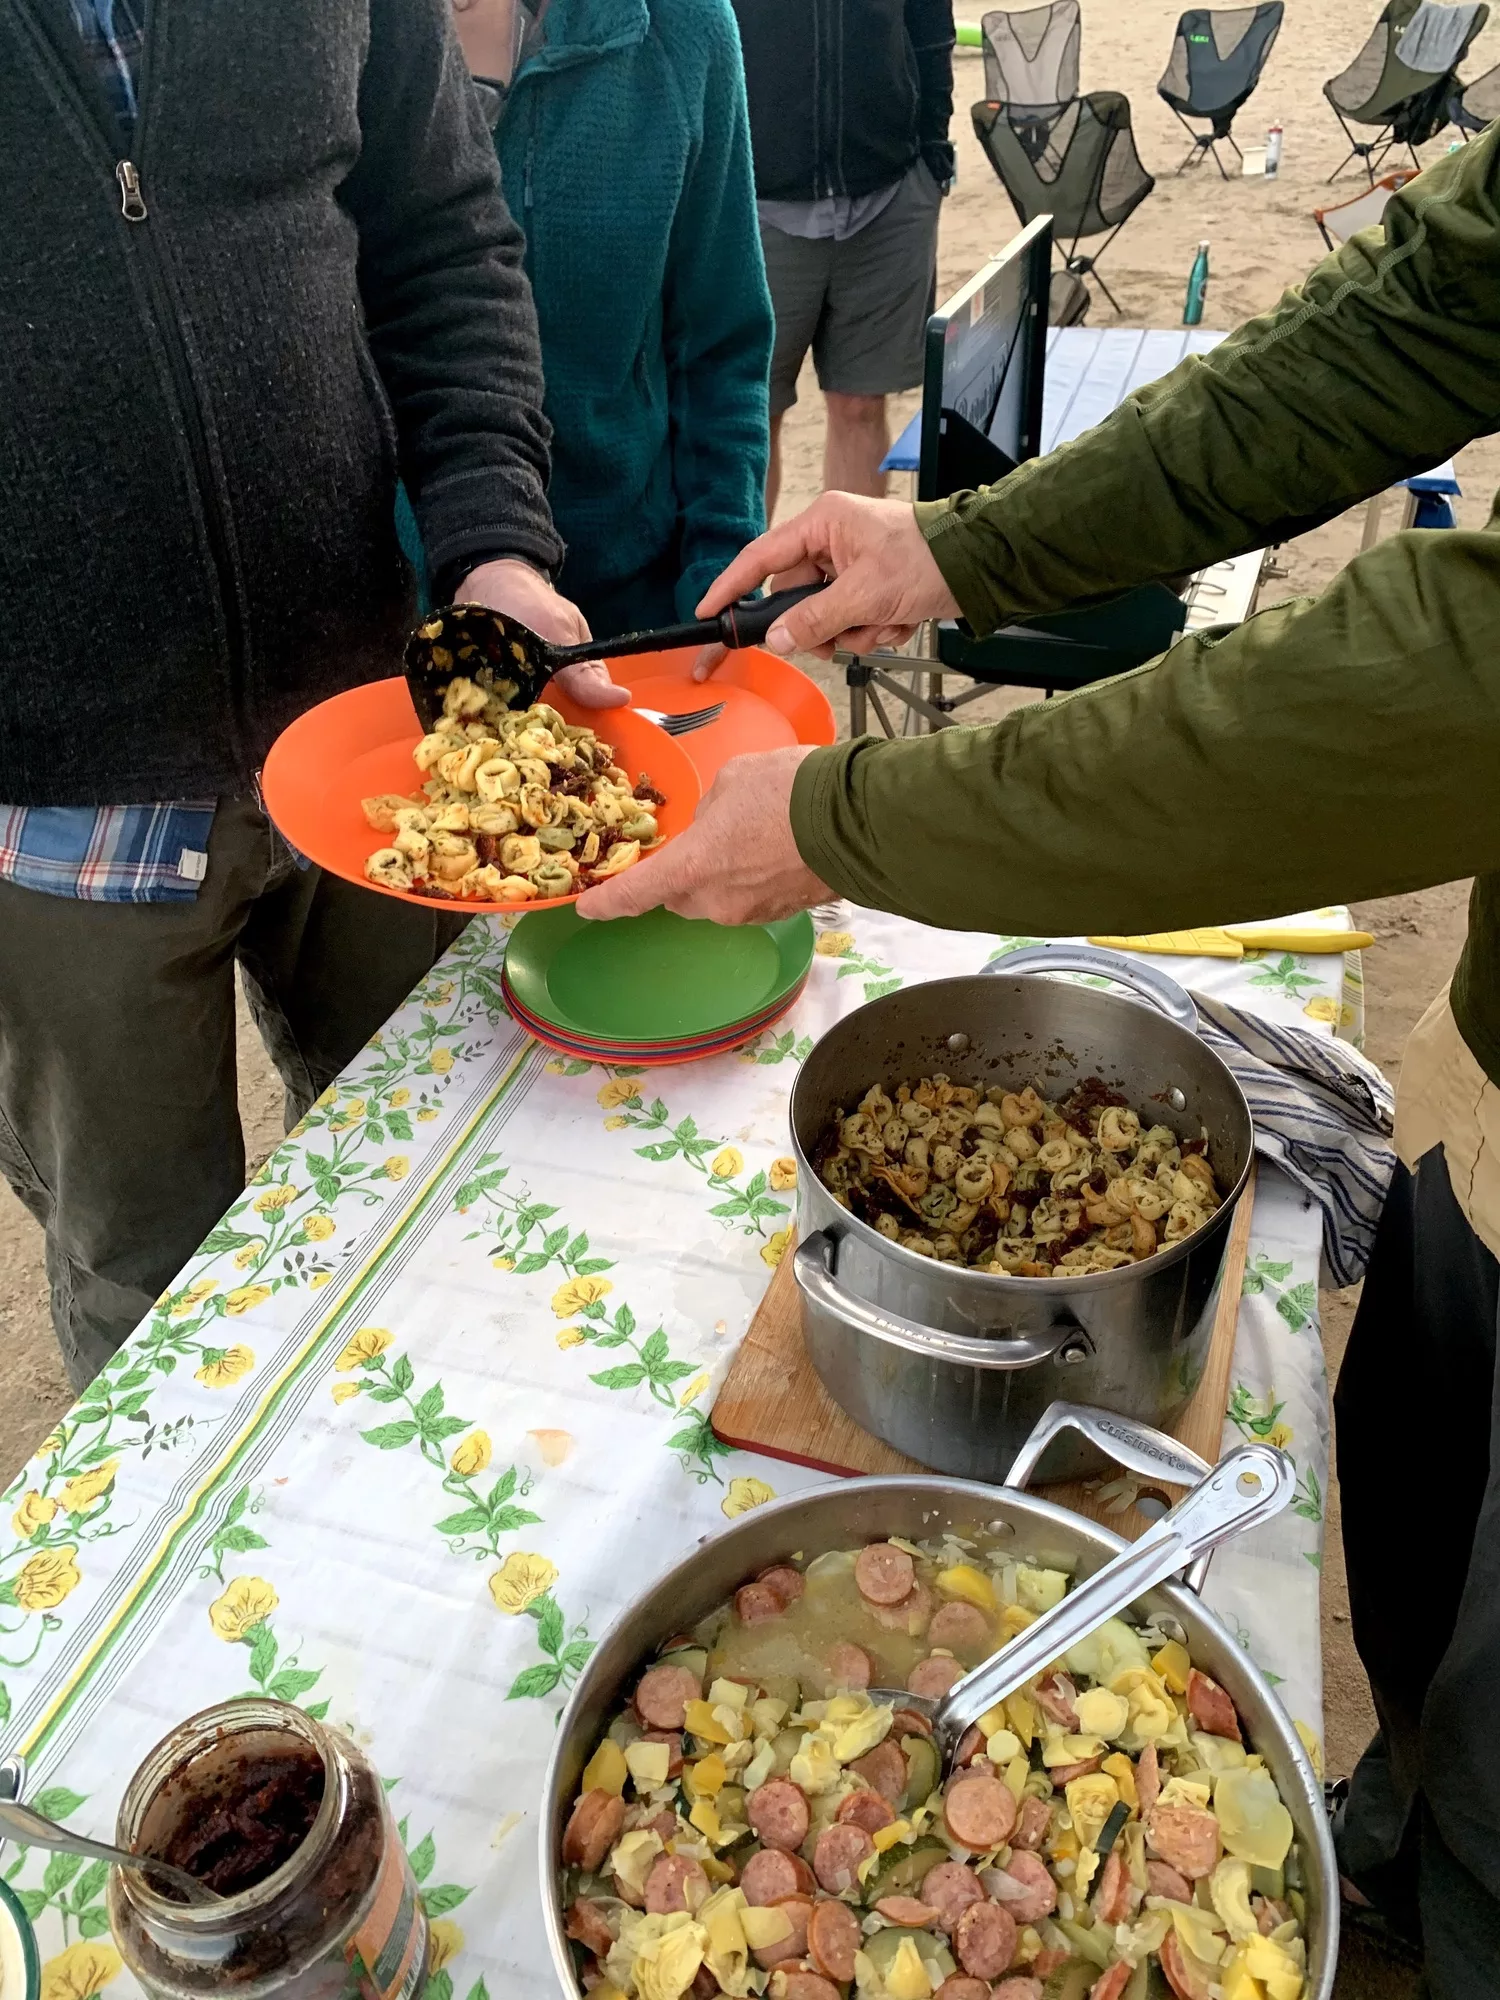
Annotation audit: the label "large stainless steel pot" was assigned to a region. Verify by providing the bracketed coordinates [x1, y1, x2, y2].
[790, 945, 1254, 1480]
[541, 1402, 1336, 2000]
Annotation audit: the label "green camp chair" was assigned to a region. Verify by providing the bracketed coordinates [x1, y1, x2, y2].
[1323, 0, 1490, 180]
[973, 91, 1155, 314]
[1451, 58, 1500, 131]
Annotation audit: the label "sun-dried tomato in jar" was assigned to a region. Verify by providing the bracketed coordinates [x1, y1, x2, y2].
[108, 1700, 428, 2000]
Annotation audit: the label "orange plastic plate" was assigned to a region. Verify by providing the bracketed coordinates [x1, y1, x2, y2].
[609, 646, 836, 785]
[260, 677, 701, 913]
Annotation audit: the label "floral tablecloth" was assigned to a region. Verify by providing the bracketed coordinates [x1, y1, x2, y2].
[0, 908, 1354, 2000]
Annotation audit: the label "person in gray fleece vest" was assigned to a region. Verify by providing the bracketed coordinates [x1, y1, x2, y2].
[0, 0, 623, 1388]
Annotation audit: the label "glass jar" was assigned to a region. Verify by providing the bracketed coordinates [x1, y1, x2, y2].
[108, 1700, 428, 2000]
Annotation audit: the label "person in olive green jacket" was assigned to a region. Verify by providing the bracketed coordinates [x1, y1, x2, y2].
[578, 127, 1500, 1991]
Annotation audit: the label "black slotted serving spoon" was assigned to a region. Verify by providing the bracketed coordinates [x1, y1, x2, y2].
[404, 585, 827, 731]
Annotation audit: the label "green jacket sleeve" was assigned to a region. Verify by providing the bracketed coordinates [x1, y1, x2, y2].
[791, 514, 1500, 935]
[915, 127, 1500, 632]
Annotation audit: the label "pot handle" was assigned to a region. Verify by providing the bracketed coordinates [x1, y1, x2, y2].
[934, 1439, 1296, 1740]
[793, 1231, 1080, 1370]
[982, 942, 1199, 1034]
[1007, 1400, 1217, 1594]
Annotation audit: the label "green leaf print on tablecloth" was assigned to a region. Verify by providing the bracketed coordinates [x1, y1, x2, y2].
[813, 929, 903, 1002]
[502, 1585, 595, 1703]
[1228, 1385, 1323, 1526]
[1245, 952, 1325, 1002]
[2, 1792, 112, 1945]
[1241, 1253, 1318, 1332]
[197, 1484, 269, 1584]
[207, 1569, 330, 1717]
[741, 1028, 813, 1066]
[595, 1079, 791, 1240]
[453, 1157, 612, 1279]
[665, 1408, 735, 1486]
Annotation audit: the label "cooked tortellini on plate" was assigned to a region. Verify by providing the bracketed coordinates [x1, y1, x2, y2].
[816, 1077, 1224, 1276]
[362, 678, 666, 902]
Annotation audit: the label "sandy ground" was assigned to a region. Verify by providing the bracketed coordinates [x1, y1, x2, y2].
[1, 7, 1495, 1985]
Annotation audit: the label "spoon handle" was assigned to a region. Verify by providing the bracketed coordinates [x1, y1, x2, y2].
[548, 585, 827, 669]
[933, 1443, 1296, 1740]
[0, 1799, 132, 1866]
[0, 1800, 213, 1904]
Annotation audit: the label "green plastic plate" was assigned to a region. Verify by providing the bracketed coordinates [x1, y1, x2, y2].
[504, 907, 815, 1041]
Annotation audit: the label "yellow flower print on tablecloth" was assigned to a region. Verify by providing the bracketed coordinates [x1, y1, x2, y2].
[383, 1156, 411, 1181]
[603, 1114, 628, 1131]
[722, 1477, 775, 1519]
[815, 931, 855, 957]
[451, 1430, 492, 1477]
[769, 1158, 798, 1190]
[224, 1283, 273, 1317]
[253, 1184, 299, 1215]
[597, 1077, 640, 1111]
[426, 1922, 465, 1974]
[712, 1147, 743, 1179]
[389, 1088, 411, 1108]
[489, 1550, 558, 1613]
[556, 1325, 587, 1350]
[761, 1228, 792, 1269]
[551, 1275, 613, 1318]
[15, 1547, 81, 1611]
[679, 1373, 710, 1408]
[429, 1047, 455, 1074]
[1263, 1420, 1294, 1450]
[196, 1346, 256, 1389]
[233, 1240, 267, 1269]
[58, 1461, 119, 1513]
[33, 1429, 65, 1461]
[302, 1214, 337, 1242]
[337, 1327, 394, 1370]
[209, 1575, 279, 1641]
[41, 1941, 124, 2000]
[492, 1255, 516, 1272]
[331, 1381, 363, 1404]
[310, 1272, 332, 1289]
[417, 1107, 440, 1122]
[170, 1276, 219, 1318]
[12, 1489, 57, 1538]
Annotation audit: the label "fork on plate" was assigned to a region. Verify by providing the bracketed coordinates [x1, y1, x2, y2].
[632, 701, 725, 737]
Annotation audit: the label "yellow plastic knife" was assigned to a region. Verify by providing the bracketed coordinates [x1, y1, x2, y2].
[1087, 927, 1375, 960]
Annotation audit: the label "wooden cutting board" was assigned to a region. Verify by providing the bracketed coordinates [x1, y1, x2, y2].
[712, 1166, 1256, 1541]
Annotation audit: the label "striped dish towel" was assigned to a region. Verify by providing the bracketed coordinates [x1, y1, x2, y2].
[1191, 992, 1396, 1289]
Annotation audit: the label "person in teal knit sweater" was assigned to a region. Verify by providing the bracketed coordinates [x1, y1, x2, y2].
[448, 0, 773, 641]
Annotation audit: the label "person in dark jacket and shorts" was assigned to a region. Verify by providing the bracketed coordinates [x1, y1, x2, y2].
[731, 0, 955, 512]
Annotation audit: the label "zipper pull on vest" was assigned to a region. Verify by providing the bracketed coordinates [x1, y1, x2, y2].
[117, 160, 147, 222]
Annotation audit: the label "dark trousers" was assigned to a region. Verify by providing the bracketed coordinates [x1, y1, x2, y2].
[0, 798, 465, 1391]
[1336, 1143, 1500, 1996]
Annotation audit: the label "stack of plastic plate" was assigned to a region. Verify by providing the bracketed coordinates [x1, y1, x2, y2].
[502, 906, 816, 1066]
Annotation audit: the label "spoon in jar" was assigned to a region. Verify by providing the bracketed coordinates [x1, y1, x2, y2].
[0, 1797, 223, 1907]
[866, 1439, 1296, 1783]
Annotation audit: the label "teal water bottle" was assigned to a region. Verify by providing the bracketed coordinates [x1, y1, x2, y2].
[1183, 239, 1210, 326]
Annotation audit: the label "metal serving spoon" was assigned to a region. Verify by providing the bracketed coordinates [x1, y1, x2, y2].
[0, 1796, 222, 1907]
[403, 585, 826, 730]
[870, 1437, 1296, 1779]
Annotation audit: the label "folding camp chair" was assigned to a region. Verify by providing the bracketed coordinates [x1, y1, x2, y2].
[1157, 5, 1285, 175]
[1312, 167, 1417, 248]
[981, 1, 1082, 109]
[1323, 0, 1490, 180]
[1451, 58, 1500, 129]
[973, 92, 1155, 314]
